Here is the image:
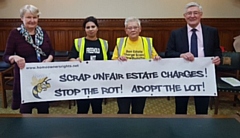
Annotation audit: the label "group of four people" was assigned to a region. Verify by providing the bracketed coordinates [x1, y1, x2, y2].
[3, 2, 221, 115]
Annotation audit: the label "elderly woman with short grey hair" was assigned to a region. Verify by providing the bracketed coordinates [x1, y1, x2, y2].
[3, 5, 54, 114]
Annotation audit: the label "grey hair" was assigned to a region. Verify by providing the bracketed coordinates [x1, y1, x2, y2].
[185, 2, 202, 13]
[124, 17, 141, 27]
[20, 5, 41, 18]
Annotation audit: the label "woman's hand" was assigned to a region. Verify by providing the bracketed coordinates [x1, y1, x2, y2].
[42, 55, 53, 62]
[153, 56, 161, 61]
[118, 56, 127, 61]
[69, 58, 82, 62]
[9, 55, 26, 69]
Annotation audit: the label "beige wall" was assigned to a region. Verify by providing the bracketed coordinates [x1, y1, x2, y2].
[0, 0, 240, 18]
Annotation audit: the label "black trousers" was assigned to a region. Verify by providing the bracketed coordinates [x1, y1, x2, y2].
[20, 102, 49, 114]
[77, 99, 103, 114]
[117, 97, 146, 114]
[175, 96, 209, 114]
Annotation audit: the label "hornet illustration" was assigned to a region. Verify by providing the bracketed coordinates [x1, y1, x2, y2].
[31, 76, 51, 99]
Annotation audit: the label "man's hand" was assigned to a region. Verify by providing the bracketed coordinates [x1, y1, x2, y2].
[212, 56, 220, 65]
[180, 52, 195, 61]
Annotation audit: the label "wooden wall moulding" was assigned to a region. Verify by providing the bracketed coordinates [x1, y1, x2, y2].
[0, 18, 240, 52]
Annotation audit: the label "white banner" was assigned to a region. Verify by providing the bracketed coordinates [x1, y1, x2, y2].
[20, 57, 217, 103]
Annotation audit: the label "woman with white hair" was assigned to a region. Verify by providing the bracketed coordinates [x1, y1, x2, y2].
[3, 5, 54, 114]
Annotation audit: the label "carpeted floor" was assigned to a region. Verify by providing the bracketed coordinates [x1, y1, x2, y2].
[0, 91, 239, 115]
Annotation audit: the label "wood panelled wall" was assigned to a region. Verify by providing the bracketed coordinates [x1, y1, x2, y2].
[0, 18, 240, 53]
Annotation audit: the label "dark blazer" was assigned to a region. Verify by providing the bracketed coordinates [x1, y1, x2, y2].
[165, 24, 222, 58]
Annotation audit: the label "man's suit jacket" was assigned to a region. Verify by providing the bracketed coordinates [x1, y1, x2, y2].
[165, 24, 222, 58]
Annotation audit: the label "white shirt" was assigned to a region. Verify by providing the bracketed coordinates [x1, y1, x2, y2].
[187, 23, 204, 57]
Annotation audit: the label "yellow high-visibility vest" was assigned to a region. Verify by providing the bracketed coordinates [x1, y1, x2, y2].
[74, 37, 108, 60]
[116, 37, 152, 59]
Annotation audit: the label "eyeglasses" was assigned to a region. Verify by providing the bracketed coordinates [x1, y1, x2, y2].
[85, 25, 96, 29]
[126, 26, 139, 30]
[185, 11, 201, 16]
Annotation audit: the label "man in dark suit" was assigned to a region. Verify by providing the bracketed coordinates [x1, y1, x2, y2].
[165, 2, 222, 114]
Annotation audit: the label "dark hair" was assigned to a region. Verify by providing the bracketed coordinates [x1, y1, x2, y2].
[83, 16, 99, 28]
